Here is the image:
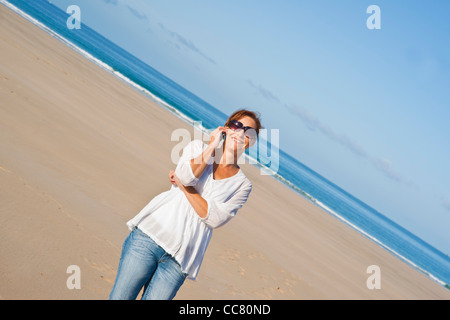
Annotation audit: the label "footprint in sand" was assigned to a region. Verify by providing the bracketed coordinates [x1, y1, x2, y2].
[82, 256, 115, 284]
[238, 265, 245, 277]
[226, 248, 240, 262]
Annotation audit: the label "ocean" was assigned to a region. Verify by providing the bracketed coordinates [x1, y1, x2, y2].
[2, 0, 449, 290]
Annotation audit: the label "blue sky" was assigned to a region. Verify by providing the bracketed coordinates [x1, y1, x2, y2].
[50, 0, 450, 253]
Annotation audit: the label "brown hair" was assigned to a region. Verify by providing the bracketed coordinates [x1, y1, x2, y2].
[224, 109, 262, 135]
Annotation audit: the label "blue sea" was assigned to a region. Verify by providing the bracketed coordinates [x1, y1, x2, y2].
[3, 0, 449, 290]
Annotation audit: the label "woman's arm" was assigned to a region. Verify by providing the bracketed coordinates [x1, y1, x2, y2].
[189, 144, 214, 180]
[179, 185, 208, 218]
[170, 170, 207, 218]
[189, 126, 226, 179]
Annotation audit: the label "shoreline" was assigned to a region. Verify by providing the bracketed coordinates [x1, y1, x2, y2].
[1, 4, 449, 299]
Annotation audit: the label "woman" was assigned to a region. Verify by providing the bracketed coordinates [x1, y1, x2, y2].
[109, 109, 262, 300]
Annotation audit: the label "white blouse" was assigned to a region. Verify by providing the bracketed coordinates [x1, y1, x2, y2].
[126, 139, 253, 280]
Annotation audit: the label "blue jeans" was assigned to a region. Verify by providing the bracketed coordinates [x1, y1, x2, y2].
[109, 227, 187, 300]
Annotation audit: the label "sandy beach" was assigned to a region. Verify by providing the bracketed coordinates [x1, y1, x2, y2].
[1, 5, 449, 300]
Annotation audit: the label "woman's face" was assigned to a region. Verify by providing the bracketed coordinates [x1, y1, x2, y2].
[224, 116, 258, 153]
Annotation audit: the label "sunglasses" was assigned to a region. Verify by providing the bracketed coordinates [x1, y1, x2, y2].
[226, 119, 257, 140]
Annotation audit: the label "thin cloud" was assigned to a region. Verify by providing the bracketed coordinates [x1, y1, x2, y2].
[284, 103, 413, 186]
[102, 0, 118, 5]
[158, 23, 217, 65]
[285, 103, 367, 157]
[127, 5, 148, 21]
[442, 197, 450, 212]
[108, 3, 216, 65]
[371, 158, 413, 186]
[247, 79, 280, 103]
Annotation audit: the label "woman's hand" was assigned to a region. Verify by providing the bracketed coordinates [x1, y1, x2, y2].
[208, 126, 227, 149]
[169, 169, 179, 187]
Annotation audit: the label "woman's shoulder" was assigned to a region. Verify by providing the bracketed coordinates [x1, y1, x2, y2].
[179, 139, 208, 159]
[185, 138, 207, 148]
[188, 139, 208, 152]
